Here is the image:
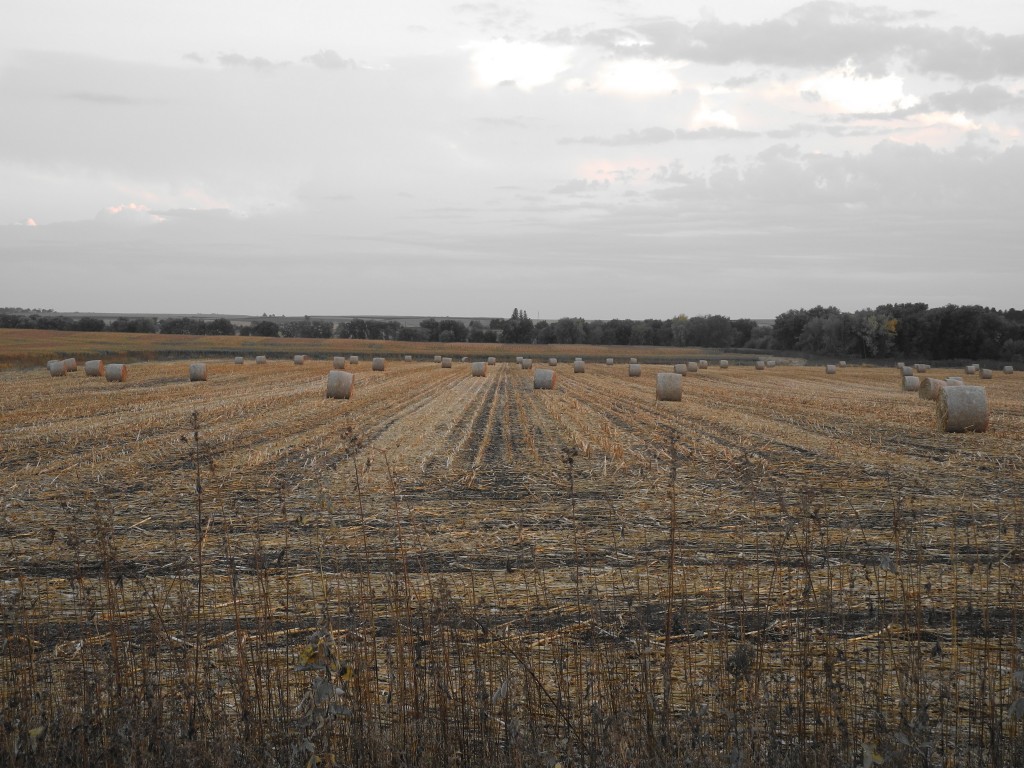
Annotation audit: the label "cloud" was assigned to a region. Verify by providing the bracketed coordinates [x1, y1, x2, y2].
[95, 203, 165, 225]
[575, 1, 1024, 80]
[217, 53, 281, 71]
[561, 126, 757, 146]
[183, 52, 205, 64]
[550, 178, 610, 194]
[304, 49, 357, 70]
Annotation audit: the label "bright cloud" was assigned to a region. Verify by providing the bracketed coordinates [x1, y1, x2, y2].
[596, 59, 683, 96]
[468, 39, 573, 90]
[95, 203, 165, 225]
[803, 65, 920, 113]
[693, 108, 739, 130]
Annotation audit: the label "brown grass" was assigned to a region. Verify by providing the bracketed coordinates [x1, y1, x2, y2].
[1, 356, 1023, 766]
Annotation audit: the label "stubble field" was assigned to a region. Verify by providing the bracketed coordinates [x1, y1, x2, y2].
[2, 352, 1023, 767]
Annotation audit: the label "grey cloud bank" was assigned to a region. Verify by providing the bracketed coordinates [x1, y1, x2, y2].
[1, 1, 1022, 319]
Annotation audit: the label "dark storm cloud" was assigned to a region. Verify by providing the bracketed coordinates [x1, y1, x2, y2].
[571, 1, 1024, 80]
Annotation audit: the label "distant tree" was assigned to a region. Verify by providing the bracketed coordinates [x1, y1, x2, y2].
[206, 318, 237, 336]
[110, 316, 157, 333]
[76, 316, 106, 332]
[502, 309, 535, 344]
[248, 320, 281, 338]
[730, 319, 757, 347]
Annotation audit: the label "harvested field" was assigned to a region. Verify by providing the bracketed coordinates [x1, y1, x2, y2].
[2, 356, 1024, 767]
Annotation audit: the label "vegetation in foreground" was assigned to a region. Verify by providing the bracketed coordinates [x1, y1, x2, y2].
[2, 358, 1023, 766]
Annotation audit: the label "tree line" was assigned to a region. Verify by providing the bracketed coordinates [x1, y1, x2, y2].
[2, 304, 1022, 362]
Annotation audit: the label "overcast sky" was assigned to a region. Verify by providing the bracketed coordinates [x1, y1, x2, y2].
[1, 1, 1022, 320]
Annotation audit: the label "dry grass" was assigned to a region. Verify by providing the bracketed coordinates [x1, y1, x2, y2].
[1, 356, 1023, 766]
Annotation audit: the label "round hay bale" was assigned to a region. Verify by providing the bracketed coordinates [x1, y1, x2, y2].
[606, 358, 614, 365]
[516, 356, 523, 364]
[915, 364, 927, 373]
[548, 357, 558, 366]
[84, 359, 104, 377]
[825, 365, 837, 374]
[573, 360, 586, 373]
[487, 357, 496, 365]
[656, 372, 683, 401]
[629, 357, 638, 364]
[189, 363, 208, 382]
[719, 360, 729, 369]
[349, 355, 359, 365]
[372, 357, 385, 371]
[902, 375, 920, 392]
[255, 355, 267, 364]
[461, 357, 470, 363]
[105, 364, 127, 382]
[900, 366, 914, 377]
[687, 362, 699, 373]
[938, 385, 989, 433]
[965, 364, 976, 374]
[918, 377, 946, 401]
[1004, 366, 1014, 374]
[673, 364, 687, 375]
[628, 364, 641, 377]
[838, 361, 847, 367]
[754, 360, 766, 370]
[766, 361, 776, 368]
[234, 356, 244, 365]
[333, 357, 347, 370]
[441, 357, 453, 368]
[435, 355, 443, 363]
[699, 360, 708, 369]
[980, 368, 993, 379]
[404, 355, 413, 362]
[945, 377, 964, 385]
[294, 355, 305, 365]
[63, 358, 77, 372]
[471, 362, 486, 377]
[896, 361, 905, 369]
[326, 370, 354, 399]
[534, 369, 555, 389]
[521, 358, 533, 370]
[47, 360, 66, 377]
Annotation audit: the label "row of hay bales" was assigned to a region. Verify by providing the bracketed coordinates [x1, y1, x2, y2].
[47, 358, 127, 382]
[897, 364, 995, 432]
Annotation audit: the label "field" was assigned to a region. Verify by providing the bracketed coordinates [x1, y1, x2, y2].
[2, 342, 1023, 767]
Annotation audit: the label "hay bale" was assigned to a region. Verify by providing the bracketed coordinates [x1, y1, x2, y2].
[938, 386, 989, 433]
[687, 362, 699, 373]
[349, 355, 359, 365]
[766, 361, 776, 368]
[574, 360, 586, 373]
[656, 372, 683, 401]
[980, 368, 993, 379]
[698, 360, 708, 369]
[84, 359, 104, 377]
[918, 377, 946, 401]
[326, 370, 354, 399]
[255, 355, 267, 365]
[673, 364, 687, 375]
[372, 357, 385, 371]
[404, 355, 413, 362]
[629, 357, 638, 364]
[441, 357, 453, 368]
[900, 366, 914, 377]
[294, 355, 305, 365]
[533, 369, 555, 389]
[719, 360, 729, 369]
[189, 363, 208, 382]
[516, 356, 523, 364]
[606, 358, 614, 365]
[105, 364, 127, 382]
[333, 357, 347, 370]
[548, 357, 558, 366]
[838, 361, 847, 367]
[63, 358, 77, 372]
[628, 364, 641, 377]
[902, 375, 920, 392]
[471, 362, 487, 377]
[1004, 366, 1015, 374]
[915, 363, 929, 373]
[896, 361, 905, 369]
[965, 364, 977, 374]
[521, 358, 533, 370]
[47, 360, 66, 377]
[755, 360, 766, 370]
[461, 357, 470, 363]
[234, 356, 244, 365]
[825, 364, 837, 374]
[487, 357, 496, 365]
[945, 377, 964, 385]
[435, 355, 443, 363]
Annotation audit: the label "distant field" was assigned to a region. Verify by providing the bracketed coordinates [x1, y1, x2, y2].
[2, 352, 1022, 766]
[0, 328, 775, 370]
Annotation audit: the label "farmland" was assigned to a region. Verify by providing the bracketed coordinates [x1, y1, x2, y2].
[2, 340, 1024, 767]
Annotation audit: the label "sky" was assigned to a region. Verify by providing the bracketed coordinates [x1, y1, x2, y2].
[1, 1, 1022, 321]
